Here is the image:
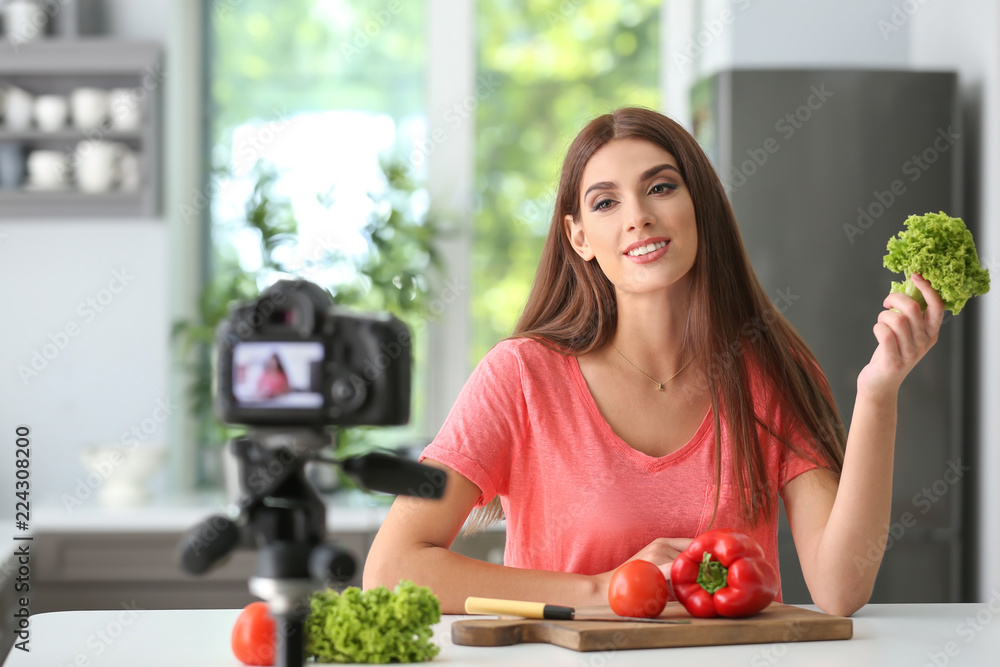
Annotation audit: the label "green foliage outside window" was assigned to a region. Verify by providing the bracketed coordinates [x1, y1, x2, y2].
[210, 0, 424, 133]
[202, 1, 663, 469]
[472, 0, 661, 364]
[195, 0, 431, 485]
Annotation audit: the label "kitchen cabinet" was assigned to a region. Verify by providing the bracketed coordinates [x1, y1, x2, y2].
[27, 531, 366, 614]
[0, 39, 161, 217]
[21, 528, 503, 614]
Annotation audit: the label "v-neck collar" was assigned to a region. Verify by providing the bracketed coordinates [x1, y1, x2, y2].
[567, 353, 714, 472]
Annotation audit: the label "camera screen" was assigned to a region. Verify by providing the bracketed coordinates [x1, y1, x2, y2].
[232, 342, 324, 409]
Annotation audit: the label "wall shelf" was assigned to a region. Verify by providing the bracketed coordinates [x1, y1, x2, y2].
[0, 39, 161, 218]
[0, 129, 141, 141]
[0, 189, 143, 217]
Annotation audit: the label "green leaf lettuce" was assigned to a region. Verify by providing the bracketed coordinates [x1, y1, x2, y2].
[883, 211, 991, 315]
[304, 581, 441, 663]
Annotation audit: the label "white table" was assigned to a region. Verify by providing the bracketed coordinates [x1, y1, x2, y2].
[4, 603, 1000, 666]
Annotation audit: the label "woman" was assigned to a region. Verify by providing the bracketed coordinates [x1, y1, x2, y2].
[256, 353, 290, 399]
[363, 107, 943, 617]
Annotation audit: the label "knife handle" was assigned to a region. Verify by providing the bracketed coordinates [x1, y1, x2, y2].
[464, 597, 574, 620]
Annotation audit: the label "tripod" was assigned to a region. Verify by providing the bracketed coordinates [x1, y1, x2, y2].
[176, 428, 446, 667]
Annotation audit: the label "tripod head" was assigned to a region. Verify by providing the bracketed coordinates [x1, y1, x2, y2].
[176, 427, 446, 667]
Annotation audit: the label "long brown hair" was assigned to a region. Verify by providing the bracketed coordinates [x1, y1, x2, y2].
[467, 107, 845, 532]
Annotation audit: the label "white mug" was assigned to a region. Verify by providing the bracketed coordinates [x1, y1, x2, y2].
[108, 88, 142, 132]
[27, 149, 70, 189]
[75, 140, 125, 193]
[70, 87, 110, 130]
[4, 0, 47, 46]
[4, 86, 35, 131]
[34, 94, 68, 132]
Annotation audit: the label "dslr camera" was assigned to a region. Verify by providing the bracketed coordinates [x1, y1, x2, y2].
[214, 279, 411, 427]
[179, 279, 445, 667]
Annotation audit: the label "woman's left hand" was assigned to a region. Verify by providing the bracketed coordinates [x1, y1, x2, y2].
[858, 273, 945, 396]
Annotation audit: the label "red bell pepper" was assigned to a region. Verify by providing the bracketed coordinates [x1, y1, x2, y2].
[670, 529, 778, 618]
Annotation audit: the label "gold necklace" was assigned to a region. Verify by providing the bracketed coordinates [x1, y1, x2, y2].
[611, 343, 694, 391]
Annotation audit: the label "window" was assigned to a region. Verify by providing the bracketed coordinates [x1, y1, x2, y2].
[205, 0, 429, 459]
[208, 0, 426, 284]
[205, 1, 665, 461]
[472, 1, 662, 362]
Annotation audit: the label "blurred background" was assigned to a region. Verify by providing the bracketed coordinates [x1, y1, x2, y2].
[0, 0, 996, 633]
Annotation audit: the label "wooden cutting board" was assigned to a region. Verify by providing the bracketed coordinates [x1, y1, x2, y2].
[452, 603, 852, 652]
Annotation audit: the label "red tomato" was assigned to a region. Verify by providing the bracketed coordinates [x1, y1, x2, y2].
[231, 601, 276, 666]
[607, 559, 669, 618]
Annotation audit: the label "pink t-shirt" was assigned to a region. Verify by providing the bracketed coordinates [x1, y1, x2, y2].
[257, 372, 289, 398]
[420, 337, 822, 600]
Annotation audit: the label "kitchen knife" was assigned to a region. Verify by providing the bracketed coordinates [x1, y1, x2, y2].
[464, 597, 690, 624]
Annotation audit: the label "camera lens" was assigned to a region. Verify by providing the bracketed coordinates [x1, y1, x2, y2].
[329, 375, 366, 414]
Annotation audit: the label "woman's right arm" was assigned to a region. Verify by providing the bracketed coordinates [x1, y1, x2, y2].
[363, 458, 604, 614]
[363, 459, 693, 613]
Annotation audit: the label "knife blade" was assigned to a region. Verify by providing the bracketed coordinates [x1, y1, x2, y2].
[464, 597, 690, 624]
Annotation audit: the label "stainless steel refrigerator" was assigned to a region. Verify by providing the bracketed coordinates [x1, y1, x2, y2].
[691, 69, 968, 603]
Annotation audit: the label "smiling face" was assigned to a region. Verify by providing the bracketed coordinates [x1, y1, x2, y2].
[565, 137, 698, 296]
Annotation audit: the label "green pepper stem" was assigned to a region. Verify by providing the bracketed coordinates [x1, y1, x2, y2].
[696, 552, 728, 594]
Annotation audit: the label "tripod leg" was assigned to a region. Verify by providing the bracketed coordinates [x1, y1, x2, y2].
[275, 610, 307, 667]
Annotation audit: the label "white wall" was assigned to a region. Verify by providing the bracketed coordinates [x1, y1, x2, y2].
[99, 0, 170, 40]
[664, 0, 910, 125]
[0, 1, 174, 510]
[910, 0, 1000, 604]
[731, 0, 910, 68]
